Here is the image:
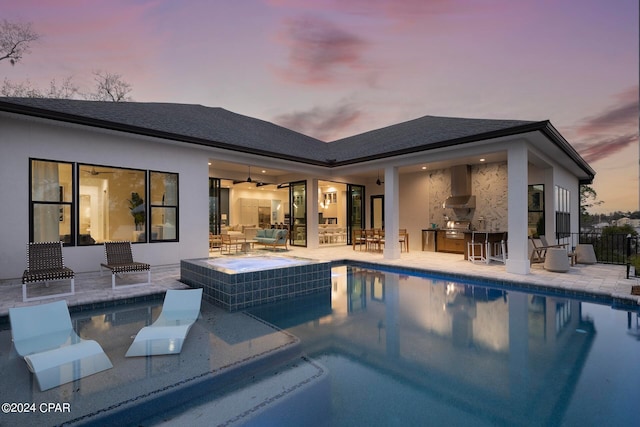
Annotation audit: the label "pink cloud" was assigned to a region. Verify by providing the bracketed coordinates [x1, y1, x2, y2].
[275, 15, 370, 84]
[575, 133, 637, 164]
[576, 86, 639, 136]
[571, 85, 639, 163]
[273, 101, 363, 141]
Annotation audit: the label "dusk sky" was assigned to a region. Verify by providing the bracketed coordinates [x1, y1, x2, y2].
[3, 0, 638, 214]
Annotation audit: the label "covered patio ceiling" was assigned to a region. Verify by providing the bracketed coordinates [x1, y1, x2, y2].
[207, 150, 509, 187]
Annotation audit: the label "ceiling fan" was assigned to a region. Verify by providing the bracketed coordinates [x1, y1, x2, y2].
[82, 167, 114, 176]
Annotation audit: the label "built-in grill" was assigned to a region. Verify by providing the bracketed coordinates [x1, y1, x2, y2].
[445, 220, 470, 239]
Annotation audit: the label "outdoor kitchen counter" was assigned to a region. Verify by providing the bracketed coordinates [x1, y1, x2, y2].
[421, 229, 441, 252]
[422, 229, 465, 254]
[462, 230, 508, 260]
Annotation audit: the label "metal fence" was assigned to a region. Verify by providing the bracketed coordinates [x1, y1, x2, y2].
[559, 232, 639, 278]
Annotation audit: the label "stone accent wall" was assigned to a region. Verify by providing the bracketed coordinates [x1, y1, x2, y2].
[472, 162, 508, 231]
[428, 162, 508, 230]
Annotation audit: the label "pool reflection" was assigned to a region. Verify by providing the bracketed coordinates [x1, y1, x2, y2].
[249, 265, 597, 426]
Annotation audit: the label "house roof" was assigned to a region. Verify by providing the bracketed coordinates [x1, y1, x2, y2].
[0, 97, 594, 180]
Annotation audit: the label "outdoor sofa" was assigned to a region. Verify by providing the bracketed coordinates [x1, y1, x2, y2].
[254, 229, 288, 250]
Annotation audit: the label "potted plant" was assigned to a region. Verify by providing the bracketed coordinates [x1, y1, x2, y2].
[128, 192, 145, 232]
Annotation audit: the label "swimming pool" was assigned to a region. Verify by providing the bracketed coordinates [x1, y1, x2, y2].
[163, 264, 640, 426]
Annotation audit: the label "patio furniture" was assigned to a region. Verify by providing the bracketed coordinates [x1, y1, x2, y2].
[21, 241, 75, 302]
[125, 288, 203, 357]
[539, 235, 568, 248]
[365, 229, 382, 252]
[240, 239, 257, 253]
[467, 231, 487, 264]
[209, 233, 222, 250]
[544, 247, 570, 272]
[352, 229, 366, 250]
[221, 234, 245, 253]
[487, 233, 508, 264]
[575, 244, 597, 264]
[528, 238, 547, 264]
[100, 241, 150, 290]
[399, 229, 409, 252]
[9, 300, 113, 391]
[254, 229, 288, 251]
[319, 227, 329, 244]
[530, 237, 574, 266]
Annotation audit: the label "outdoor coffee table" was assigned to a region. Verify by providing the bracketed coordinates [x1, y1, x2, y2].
[240, 240, 257, 253]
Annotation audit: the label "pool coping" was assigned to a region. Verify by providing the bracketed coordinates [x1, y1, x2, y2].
[331, 259, 640, 310]
[1, 259, 637, 327]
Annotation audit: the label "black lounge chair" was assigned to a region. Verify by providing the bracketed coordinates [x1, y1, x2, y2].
[21, 241, 75, 302]
[100, 241, 150, 289]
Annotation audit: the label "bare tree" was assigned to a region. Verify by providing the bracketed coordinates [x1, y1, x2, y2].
[1, 78, 41, 97]
[0, 19, 40, 65]
[46, 76, 80, 98]
[87, 70, 133, 102]
[1, 76, 79, 98]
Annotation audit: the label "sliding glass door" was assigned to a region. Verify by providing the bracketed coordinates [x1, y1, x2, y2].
[209, 178, 221, 234]
[347, 184, 365, 245]
[290, 180, 307, 246]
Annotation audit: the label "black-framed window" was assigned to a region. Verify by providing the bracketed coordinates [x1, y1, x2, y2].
[555, 185, 570, 238]
[30, 159, 74, 245]
[528, 184, 544, 237]
[29, 159, 179, 246]
[150, 171, 178, 242]
[78, 164, 147, 245]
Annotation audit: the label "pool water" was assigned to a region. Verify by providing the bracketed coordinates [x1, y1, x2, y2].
[236, 265, 640, 426]
[205, 255, 315, 273]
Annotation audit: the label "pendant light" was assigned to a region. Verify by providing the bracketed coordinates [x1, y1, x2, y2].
[246, 166, 252, 183]
[376, 170, 383, 186]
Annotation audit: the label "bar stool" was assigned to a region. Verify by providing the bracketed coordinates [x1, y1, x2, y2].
[468, 231, 486, 263]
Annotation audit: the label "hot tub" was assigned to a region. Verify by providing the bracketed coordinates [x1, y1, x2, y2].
[180, 255, 331, 311]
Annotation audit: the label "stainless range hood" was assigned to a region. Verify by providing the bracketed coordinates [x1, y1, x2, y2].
[443, 165, 476, 209]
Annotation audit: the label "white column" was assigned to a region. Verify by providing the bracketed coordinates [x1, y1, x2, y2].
[544, 167, 555, 241]
[506, 143, 530, 274]
[384, 166, 401, 259]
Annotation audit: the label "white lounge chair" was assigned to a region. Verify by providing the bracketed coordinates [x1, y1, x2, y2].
[9, 300, 113, 391]
[125, 288, 203, 357]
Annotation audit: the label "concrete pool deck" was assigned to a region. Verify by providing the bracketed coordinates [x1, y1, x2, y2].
[0, 245, 639, 425]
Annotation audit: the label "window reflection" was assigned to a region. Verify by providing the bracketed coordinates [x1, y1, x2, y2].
[150, 171, 178, 241]
[79, 165, 146, 244]
[31, 159, 73, 244]
[31, 160, 179, 245]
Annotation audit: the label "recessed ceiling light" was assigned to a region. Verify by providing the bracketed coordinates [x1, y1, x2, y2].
[421, 166, 427, 170]
[208, 162, 211, 165]
[262, 170, 266, 173]
[479, 158, 486, 162]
